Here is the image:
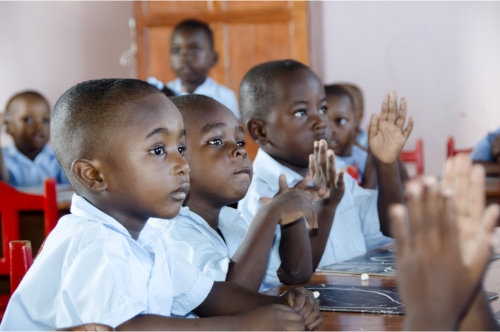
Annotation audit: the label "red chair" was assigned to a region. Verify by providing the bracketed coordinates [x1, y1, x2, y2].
[9, 240, 33, 294]
[400, 139, 424, 177]
[447, 136, 473, 158]
[0, 178, 57, 276]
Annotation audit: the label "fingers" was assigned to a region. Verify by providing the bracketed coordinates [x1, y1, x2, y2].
[278, 174, 290, 193]
[387, 91, 398, 124]
[379, 93, 389, 122]
[390, 204, 409, 256]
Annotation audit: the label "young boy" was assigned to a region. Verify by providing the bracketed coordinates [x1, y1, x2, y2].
[390, 154, 499, 330]
[148, 19, 239, 118]
[0, 79, 321, 330]
[151, 94, 343, 292]
[238, 59, 413, 266]
[0, 90, 69, 187]
[324, 84, 372, 185]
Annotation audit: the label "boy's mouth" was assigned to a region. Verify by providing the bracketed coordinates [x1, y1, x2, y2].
[171, 182, 190, 201]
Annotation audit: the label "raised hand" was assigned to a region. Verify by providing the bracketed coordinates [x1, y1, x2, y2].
[368, 91, 413, 164]
[390, 154, 499, 330]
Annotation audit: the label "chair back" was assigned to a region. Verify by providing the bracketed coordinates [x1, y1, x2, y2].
[9, 240, 33, 294]
[400, 139, 424, 177]
[0, 178, 57, 275]
[447, 136, 473, 158]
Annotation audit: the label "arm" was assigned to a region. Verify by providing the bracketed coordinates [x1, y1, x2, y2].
[228, 178, 315, 289]
[0, 113, 10, 183]
[368, 91, 413, 236]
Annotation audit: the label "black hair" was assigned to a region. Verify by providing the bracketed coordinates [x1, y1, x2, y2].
[324, 84, 356, 113]
[238, 59, 314, 126]
[51, 79, 161, 180]
[171, 18, 214, 49]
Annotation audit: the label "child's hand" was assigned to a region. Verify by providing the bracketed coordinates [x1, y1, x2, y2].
[239, 304, 305, 331]
[390, 155, 499, 330]
[368, 91, 413, 164]
[280, 287, 323, 331]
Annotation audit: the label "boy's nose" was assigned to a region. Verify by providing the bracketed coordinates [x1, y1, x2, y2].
[233, 146, 248, 159]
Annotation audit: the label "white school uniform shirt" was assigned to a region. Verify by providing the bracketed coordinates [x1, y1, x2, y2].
[2, 144, 69, 187]
[166, 77, 239, 119]
[0, 194, 214, 330]
[237, 149, 393, 284]
[151, 206, 276, 293]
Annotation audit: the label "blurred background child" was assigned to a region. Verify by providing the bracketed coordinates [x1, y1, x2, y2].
[0, 90, 68, 187]
[147, 18, 239, 118]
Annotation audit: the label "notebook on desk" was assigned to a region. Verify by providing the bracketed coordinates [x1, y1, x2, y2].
[317, 248, 396, 276]
[305, 284, 499, 315]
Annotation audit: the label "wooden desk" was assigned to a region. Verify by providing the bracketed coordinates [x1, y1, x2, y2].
[266, 258, 500, 331]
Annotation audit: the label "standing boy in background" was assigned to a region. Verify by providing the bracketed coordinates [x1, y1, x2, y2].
[0, 79, 321, 330]
[148, 19, 239, 118]
[0, 90, 68, 187]
[238, 59, 413, 267]
[153, 94, 344, 292]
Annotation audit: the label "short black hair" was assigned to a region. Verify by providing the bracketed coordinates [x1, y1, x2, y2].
[324, 83, 356, 112]
[51, 79, 161, 184]
[171, 18, 214, 49]
[238, 59, 313, 126]
[5, 90, 49, 113]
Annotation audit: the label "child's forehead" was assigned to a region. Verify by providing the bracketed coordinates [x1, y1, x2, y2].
[8, 95, 49, 113]
[274, 69, 324, 98]
[172, 27, 210, 43]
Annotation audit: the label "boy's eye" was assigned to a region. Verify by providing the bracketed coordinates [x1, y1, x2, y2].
[335, 118, 348, 126]
[319, 106, 328, 114]
[178, 145, 186, 155]
[207, 138, 223, 146]
[150, 146, 166, 156]
[237, 140, 246, 148]
[188, 47, 200, 55]
[43, 118, 50, 125]
[293, 109, 307, 117]
[23, 117, 33, 124]
[170, 47, 180, 55]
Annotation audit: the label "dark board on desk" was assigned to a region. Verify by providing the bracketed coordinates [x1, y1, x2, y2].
[305, 284, 404, 314]
[317, 249, 396, 276]
[305, 284, 499, 315]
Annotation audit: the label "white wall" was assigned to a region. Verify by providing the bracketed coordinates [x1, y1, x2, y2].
[0, 1, 135, 144]
[2, 1, 499, 176]
[317, 1, 500, 176]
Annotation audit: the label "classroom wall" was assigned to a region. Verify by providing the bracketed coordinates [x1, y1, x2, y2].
[1, 1, 499, 176]
[317, 1, 500, 176]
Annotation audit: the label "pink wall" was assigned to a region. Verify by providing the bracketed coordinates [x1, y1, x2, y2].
[2, 1, 500, 176]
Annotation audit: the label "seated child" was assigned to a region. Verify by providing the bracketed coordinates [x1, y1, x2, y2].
[0, 79, 321, 330]
[324, 84, 370, 184]
[390, 153, 499, 330]
[238, 59, 413, 266]
[0, 90, 69, 187]
[148, 18, 239, 118]
[151, 94, 344, 291]
[338, 83, 368, 149]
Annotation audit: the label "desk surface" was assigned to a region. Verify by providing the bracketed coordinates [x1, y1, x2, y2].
[267, 258, 500, 331]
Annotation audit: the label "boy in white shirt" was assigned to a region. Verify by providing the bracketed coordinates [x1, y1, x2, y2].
[0, 79, 321, 330]
[238, 59, 413, 267]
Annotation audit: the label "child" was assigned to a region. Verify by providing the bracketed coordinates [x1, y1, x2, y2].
[238, 59, 413, 266]
[151, 94, 343, 291]
[324, 84, 372, 186]
[338, 83, 368, 149]
[0, 90, 69, 187]
[390, 153, 500, 330]
[0, 79, 321, 330]
[148, 18, 239, 118]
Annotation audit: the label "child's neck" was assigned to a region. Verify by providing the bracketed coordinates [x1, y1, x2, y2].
[180, 77, 207, 94]
[18, 145, 43, 161]
[271, 155, 310, 178]
[186, 199, 223, 231]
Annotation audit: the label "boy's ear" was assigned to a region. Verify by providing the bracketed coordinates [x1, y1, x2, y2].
[247, 119, 268, 146]
[212, 51, 219, 67]
[71, 159, 107, 192]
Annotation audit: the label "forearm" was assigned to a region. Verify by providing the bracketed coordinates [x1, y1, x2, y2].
[310, 202, 336, 270]
[278, 220, 313, 284]
[193, 281, 282, 317]
[374, 157, 404, 237]
[0, 150, 10, 183]
[228, 205, 281, 290]
[459, 289, 498, 331]
[117, 313, 241, 331]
